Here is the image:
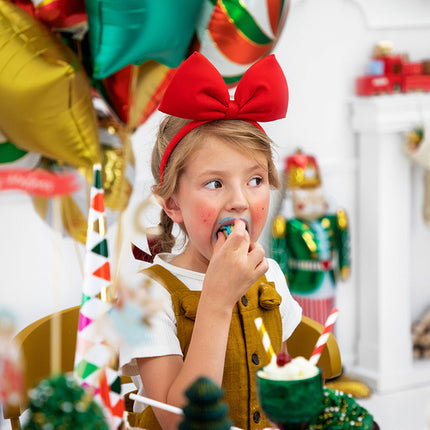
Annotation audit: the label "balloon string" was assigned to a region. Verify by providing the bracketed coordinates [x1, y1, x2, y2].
[112, 129, 133, 298]
[127, 65, 139, 133]
[112, 211, 124, 298]
[73, 237, 84, 278]
[73, 38, 83, 65]
[112, 64, 137, 297]
[50, 197, 62, 375]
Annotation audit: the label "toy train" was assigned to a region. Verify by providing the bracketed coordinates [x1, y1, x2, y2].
[356, 53, 430, 96]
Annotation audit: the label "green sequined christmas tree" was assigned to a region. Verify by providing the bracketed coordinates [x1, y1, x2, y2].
[22, 373, 108, 430]
[179, 377, 233, 430]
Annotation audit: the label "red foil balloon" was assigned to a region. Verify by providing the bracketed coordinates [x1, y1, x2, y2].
[103, 61, 176, 130]
[9, 0, 87, 33]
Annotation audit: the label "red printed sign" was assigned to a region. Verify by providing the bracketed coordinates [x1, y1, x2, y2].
[0, 168, 80, 196]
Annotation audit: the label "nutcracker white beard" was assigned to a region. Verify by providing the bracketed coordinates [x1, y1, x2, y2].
[292, 187, 328, 221]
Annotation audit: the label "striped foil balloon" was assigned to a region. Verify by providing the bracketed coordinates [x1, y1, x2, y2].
[194, 0, 290, 85]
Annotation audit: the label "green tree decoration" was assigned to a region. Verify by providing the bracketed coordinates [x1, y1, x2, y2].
[23, 373, 109, 430]
[179, 377, 233, 430]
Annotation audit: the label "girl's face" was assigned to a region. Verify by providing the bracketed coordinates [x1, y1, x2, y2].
[166, 137, 271, 272]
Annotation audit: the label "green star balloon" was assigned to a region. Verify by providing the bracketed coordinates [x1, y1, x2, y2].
[86, 0, 204, 79]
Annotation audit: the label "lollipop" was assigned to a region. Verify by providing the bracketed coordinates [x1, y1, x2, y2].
[218, 224, 234, 239]
[217, 218, 250, 239]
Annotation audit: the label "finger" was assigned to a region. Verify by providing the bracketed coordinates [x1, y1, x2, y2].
[255, 256, 269, 275]
[228, 220, 249, 249]
[213, 231, 226, 253]
[233, 218, 248, 233]
[248, 243, 266, 268]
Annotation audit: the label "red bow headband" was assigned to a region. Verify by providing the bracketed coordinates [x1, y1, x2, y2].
[158, 52, 289, 183]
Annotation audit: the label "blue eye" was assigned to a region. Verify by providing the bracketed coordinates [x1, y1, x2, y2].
[205, 180, 222, 189]
[249, 177, 262, 186]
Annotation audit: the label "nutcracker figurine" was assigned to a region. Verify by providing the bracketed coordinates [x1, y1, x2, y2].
[271, 151, 351, 325]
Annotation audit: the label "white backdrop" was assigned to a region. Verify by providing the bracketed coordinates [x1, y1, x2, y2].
[2, 0, 430, 373]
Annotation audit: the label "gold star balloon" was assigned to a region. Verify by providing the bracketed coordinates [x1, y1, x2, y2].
[0, 0, 100, 170]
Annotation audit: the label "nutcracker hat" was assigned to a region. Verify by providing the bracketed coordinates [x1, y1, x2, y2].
[284, 151, 321, 189]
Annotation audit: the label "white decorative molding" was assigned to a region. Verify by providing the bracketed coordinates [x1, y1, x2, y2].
[351, 94, 430, 132]
[351, 0, 430, 29]
[350, 93, 430, 392]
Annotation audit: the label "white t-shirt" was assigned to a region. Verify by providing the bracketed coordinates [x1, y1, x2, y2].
[120, 253, 302, 412]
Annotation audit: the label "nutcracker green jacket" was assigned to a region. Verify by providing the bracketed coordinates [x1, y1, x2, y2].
[271, 210, 350, 294]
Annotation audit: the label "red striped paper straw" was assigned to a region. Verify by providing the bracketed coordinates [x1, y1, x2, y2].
[309, 307, 339, 366]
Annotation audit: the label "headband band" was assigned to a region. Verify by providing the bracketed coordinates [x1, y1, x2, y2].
[158, 52, 289, 183]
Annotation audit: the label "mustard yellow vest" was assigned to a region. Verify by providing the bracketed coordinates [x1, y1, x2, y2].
[127, 264, 283, 430]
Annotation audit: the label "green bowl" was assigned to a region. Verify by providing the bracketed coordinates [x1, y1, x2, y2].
[256, 368, 324, 430]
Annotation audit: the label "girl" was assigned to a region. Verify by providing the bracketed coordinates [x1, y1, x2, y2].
[121, 52, 302, 430]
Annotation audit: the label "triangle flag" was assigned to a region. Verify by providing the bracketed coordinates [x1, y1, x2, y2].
[92, 261, 111, 281]
[78, 313, 92, 332]
[92, 239, 109, 257]
[92, 192, 105, 212]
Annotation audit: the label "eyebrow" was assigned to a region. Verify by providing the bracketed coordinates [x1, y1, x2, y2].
[196, 162, 268, 178]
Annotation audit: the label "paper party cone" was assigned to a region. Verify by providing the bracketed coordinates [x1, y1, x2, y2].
[73, 164, 124, 429]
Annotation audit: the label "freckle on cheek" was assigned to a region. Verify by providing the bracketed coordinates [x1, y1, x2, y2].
[200, 208, 216, 224]
[253, 206, 267, 223]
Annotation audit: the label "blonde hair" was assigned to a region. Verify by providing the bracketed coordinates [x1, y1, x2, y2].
[151, 116, 280, 253]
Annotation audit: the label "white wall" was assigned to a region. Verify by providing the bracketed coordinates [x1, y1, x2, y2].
[2, 0, 430, 373]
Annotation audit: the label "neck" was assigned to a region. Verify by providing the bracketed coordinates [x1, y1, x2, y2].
[169, 245, 210, 274]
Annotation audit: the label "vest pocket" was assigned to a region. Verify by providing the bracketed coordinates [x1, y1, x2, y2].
[258, 281, 282, 310]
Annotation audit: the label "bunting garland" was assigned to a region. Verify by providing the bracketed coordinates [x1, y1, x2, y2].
[73, 163, 124, 429]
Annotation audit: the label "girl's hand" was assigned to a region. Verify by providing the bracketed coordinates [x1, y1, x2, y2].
[202, 219, 268, 312]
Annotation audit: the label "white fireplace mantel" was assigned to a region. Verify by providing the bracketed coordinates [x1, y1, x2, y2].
[351, 93, 430, 393]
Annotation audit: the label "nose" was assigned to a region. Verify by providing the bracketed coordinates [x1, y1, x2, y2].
[226, 184, 249, 213]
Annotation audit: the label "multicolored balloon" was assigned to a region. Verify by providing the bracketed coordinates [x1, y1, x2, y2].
[0, 0, 100, 170]
[85, 0, 204, 79]
[194, 0, 290, 85]
[103, 61, 176, 130]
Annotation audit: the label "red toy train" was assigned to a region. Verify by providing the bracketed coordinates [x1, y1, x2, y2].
[356, 46, 430, 96]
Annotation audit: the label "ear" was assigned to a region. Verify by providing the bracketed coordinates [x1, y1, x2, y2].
[158, 196, 184, 224]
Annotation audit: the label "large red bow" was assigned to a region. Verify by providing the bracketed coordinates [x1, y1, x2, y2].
[159, 51, 288, 122]
[158, 52, 289, 182]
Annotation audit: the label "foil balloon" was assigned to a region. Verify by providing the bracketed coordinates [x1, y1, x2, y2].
[32, 0, 87, 34]
[0, 1, 100, 170]
[61, 27, 175, 129]
[194, 0, 290, 86]
[0, 131, 40, 170]
[103, 61, 176, 130]
[33, 132, 135, 244]
[85, 0, 204, 79]
[10, 0, 87, 34]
